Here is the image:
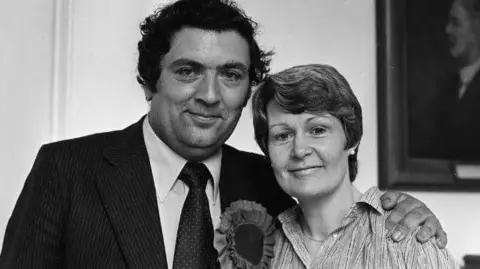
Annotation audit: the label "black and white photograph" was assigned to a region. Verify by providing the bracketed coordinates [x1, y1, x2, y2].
[0, 0, 479, 268]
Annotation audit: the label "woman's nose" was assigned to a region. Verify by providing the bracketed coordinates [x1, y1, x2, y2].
[290, 135, 313, 159]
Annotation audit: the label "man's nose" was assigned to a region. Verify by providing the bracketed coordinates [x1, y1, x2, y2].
[195, 73, 220, 106]
[445, 22, 453, 35]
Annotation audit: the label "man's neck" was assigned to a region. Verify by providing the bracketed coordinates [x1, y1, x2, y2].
[458, 48, 480, 69]
[459, 55, 480, 92]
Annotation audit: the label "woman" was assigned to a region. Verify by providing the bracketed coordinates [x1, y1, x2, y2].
[251, 64, 458, 268]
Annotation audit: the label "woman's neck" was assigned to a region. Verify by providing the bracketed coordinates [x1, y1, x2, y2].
[298, 181, 362, 241]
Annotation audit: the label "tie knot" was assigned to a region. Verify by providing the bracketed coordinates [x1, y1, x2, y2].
[179, 162, 211, 189]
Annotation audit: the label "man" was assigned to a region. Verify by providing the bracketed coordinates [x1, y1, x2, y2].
[438, 0, 480, 160]
[0, 0, 447, 268]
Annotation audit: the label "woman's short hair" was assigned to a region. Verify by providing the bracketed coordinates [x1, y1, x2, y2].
[251, 64, 363, 182]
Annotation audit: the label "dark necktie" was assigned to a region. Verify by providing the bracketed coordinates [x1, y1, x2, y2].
[172, 162, 219, 269]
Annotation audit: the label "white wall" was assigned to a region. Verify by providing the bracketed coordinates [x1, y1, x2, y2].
[66, 0, 148, 137]
[0, 0, 55, 246]
[0, 0, 478, 265]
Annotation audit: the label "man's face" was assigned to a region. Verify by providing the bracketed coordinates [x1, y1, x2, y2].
[146, 27, 251, 161]
[446, 0, 480, 65]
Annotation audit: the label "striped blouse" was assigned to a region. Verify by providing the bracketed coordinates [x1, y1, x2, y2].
[271, 187, 459, 269]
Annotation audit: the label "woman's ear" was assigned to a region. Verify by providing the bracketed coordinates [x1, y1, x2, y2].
[348, 143, 359, 155]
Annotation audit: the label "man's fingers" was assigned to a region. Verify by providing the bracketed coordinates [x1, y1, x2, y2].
[384, 194, 419, 230]
[380, 191, 402, 210]
[382, 192, 446, 245]
[388, 204, 431, 242]
[435, 228, 448, 249]
[416, 216, 447, 248]
[416, 216, 438, 243]
[390, 206, 436, 242]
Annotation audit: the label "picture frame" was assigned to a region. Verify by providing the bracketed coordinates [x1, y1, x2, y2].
[376, 0, 480, 191]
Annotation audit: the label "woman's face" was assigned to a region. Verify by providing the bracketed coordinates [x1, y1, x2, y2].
[267, 100, 354, 200]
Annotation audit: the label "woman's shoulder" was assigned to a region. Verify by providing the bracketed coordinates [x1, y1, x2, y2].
[273, 204, 302, 249]
[277, 204, 301, 224]
[271, 206, 306, 269]
[385, 229, 459, 268]
[356, 187, 458, 267]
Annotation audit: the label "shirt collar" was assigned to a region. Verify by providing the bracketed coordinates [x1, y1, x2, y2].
[277, 205, 300, 224]
[277, 186, 385, 225]
[460, 56, 480, 85]
[142, 117, 222, 203]
[355, 186, 384, 215]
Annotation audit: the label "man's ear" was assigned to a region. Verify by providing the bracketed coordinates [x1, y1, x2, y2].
[243, 87, 253, 107]
[143, 85, 153, 101]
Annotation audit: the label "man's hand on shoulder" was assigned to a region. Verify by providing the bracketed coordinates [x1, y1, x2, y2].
[380, 191, 447, 248]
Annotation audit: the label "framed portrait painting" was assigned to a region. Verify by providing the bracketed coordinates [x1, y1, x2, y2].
[376, 0, 480, 191]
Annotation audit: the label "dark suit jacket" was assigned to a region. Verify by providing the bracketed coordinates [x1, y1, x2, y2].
[435, 71, 480, 161]
[0, 117, 295, 269]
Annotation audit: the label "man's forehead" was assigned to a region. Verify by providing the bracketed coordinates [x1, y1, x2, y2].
[164, 27, 251, 67]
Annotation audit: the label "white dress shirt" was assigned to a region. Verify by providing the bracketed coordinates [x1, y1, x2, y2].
[459, 56, 480, 99]
[142, 117, 222, 269]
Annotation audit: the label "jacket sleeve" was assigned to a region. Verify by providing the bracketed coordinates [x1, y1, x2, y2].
[0, 145, 67, 269]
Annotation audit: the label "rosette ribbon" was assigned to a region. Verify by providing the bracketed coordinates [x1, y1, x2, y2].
[214, 200, 275, 269]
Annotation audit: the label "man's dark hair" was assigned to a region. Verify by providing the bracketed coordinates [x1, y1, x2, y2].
[136, 0, 273, 93]
[460, 0, 480, 14]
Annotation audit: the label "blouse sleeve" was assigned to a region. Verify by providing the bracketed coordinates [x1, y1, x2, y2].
[400, 232, 459, 269]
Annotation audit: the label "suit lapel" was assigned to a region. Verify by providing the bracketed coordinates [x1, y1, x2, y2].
[96, 117, 168, 269]
[463, 71, 480, 101]
[219, 145, 259, 212]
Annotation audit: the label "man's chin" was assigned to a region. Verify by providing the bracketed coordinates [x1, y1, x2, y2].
[449, 47, 465, 60]
[178, 139, 223, 162]
[181, 131, 225, 151]
[449, 48, 458, 58]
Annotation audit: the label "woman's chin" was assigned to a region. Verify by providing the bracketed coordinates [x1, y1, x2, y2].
[290, 187, 332, 202]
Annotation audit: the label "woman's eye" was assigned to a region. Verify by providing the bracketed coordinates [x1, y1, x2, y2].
[274, 133, 292, 142]
[310, 127, 326, 136]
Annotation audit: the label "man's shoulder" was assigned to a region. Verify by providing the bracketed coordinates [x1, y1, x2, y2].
[42, 129, 118, 153]
[222, 144, 296, 215]
[222, 144, 273, 177]
[42, 119, 143, 154]
[222, 144, 269, 166]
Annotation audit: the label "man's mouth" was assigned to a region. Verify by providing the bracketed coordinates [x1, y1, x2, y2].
[189, 111, 221, 118]
[448, 36, 456, 45]
[187, 111, 222, 125]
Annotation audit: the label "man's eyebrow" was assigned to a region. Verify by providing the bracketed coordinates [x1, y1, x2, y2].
[218, 61, 249, 73]
[169, 58, 204, 69]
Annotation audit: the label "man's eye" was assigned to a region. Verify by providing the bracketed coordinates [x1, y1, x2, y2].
[222, 71, 241, 80]
[176, 68, 195, 77]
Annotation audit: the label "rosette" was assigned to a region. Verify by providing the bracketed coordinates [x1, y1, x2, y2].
[214, 200, 275, 269]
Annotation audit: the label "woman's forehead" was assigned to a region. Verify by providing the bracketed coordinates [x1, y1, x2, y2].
[266, 101, 339, 127]
[266, 100, 333, 119]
